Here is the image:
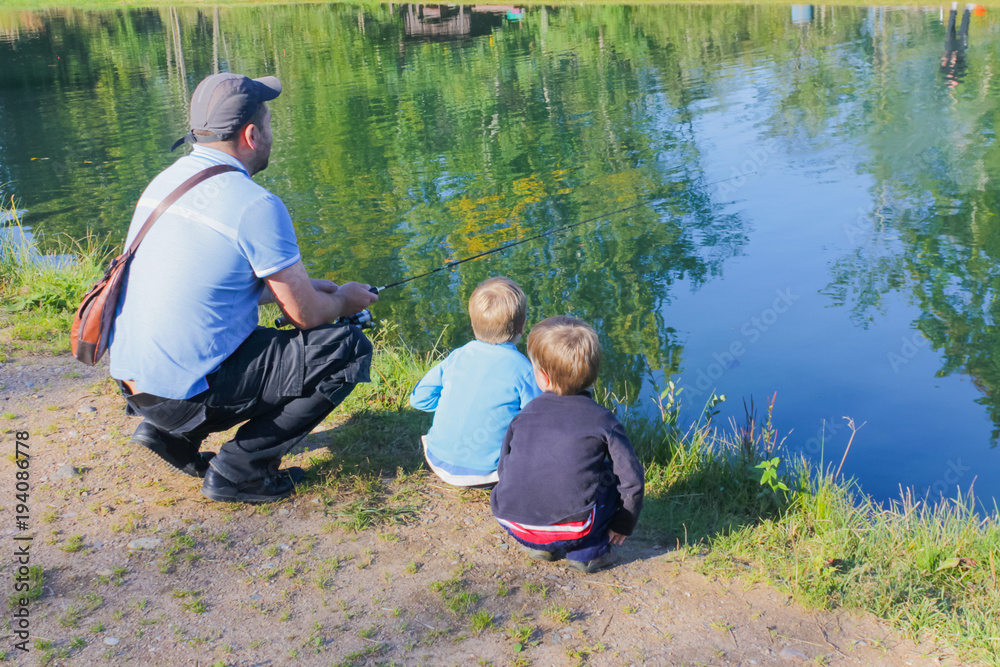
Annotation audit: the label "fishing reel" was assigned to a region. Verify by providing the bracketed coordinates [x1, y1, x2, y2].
[338, 285, 379, 329]
[274, 308, 375, 330]
[337, 308, 375, 329]
[274, 285, 380, 330]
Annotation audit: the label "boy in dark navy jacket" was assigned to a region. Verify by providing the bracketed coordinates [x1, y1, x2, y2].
[490, 316, 644, 573]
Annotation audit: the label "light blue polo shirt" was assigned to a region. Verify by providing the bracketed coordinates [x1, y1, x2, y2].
[409, 340, 541, 480]
[109, 145, 301, 399]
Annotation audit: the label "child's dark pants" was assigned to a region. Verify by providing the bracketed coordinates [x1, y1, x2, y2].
[503, 483, 621, 562]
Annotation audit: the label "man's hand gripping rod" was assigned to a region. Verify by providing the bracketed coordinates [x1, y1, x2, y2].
[274, 285, 382, 329]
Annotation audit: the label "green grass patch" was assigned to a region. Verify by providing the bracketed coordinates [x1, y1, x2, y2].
[171, 589, 207, 614]
[8, 565, 43, 608]
[0, 196, 109, 355]
[334, 498, 419, 532]
[59, 534, 87, 553]
[0, 201, 108, 310]
[307, 463, 423, 533]
[307, 411, 427, 479]
[469, 610, 495, 634]
[430, 577, 480, 615]
[542, 604, 573, 625]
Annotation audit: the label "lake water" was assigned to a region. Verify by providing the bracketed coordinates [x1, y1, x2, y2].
[2, 3, 1000, 507]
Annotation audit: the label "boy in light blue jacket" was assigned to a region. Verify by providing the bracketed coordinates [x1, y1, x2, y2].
[409, 277, 540, 487]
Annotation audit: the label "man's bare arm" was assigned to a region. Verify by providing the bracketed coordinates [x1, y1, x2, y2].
[259, 276, 337, 305]
[258, 283, 276, 305]
[264, 261, 377, 330]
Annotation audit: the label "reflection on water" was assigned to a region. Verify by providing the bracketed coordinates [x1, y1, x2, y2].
[941, 3, 973, 87]
[2, 4, 1000, 506]
[791, 5, 814, 25]
[402, 4, 517, 40]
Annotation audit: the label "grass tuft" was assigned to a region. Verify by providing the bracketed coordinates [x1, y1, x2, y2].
[0, 195, 109, 355]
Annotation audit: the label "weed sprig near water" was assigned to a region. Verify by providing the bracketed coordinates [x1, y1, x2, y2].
[621, 386, 790, 544]
[0, 194, 107, 357]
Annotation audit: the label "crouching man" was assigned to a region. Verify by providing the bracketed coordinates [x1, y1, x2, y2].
[109, 72, 378, 503]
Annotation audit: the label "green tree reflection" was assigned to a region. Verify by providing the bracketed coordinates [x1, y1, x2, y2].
[0, 4, 793, 398]
[816, 9, 1000, 441]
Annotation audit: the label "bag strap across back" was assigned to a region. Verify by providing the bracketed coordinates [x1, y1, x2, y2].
[126, 163, 240, 255]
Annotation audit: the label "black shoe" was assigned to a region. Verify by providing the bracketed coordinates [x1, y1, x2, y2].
[201, 467, 297, 504]
[567, 544, 620, 574]
[283, 467, 306, 485]
[178, 452, 215, 478]
[130, 422, 213, 478]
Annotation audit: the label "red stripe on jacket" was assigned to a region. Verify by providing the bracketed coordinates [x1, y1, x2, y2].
[497, 507, 595, 544]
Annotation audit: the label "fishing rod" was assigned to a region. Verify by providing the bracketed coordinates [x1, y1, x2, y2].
[276, 171, 752, 328]
[376, 170, 753, 293]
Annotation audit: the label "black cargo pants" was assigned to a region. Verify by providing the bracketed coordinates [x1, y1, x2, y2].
[120, 323, 372, 483]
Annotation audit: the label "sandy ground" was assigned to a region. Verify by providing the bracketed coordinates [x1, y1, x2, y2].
[0, 351, 960, 666]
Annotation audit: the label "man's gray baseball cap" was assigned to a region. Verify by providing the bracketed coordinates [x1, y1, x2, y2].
[170, 73, 281, 151]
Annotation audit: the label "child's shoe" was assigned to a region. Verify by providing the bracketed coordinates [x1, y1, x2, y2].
[520, 545, 565, 561]
[567, 544, 619, 573]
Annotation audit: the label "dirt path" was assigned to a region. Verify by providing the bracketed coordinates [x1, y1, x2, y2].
[1, 352, 955, 666]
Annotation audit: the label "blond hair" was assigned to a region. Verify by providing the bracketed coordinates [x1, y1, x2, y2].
[527, 316, 600, 395]
[468, 277, 526, 344]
